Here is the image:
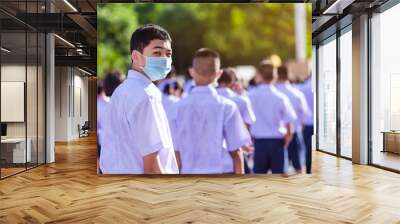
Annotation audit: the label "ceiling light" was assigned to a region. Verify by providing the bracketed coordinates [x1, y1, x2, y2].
[76, 48, 84, 55]
[1, 47, 11, 53]
[78, 67, 92, 76]
[54, 34, 75, 48]
[63, 0, 78, 12]
[322, 0, 354, 15]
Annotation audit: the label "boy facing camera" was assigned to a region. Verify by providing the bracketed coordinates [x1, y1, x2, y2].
[100, 24, 178, 174]
[171, 48, 251, 174]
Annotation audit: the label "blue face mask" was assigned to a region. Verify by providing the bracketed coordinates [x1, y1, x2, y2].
[141, 55, 172, 81]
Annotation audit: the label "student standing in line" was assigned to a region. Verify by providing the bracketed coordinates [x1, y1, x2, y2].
[246, 77, 258, 96]
[97, 80, 105, 146]
[97, 71, 123, 173]
[172, 48, 251, 174]
[249, 62, 296, 174]
[97, 71, 124, 149]
[158, 67, 183, 122]
[218, 68, 256, 126]
[100, 24, 178, 174]
[217, 68, 256, 174]
[296, 75, 314, 174]
[161, 79, 182, 128]
[275, 65, 310, 174]
[97, 80, 105, 173]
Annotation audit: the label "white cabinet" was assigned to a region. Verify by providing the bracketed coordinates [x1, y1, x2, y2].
[1, 138, 31, 163]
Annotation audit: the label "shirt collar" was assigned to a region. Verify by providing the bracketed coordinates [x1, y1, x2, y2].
[258, 83, 274, 90]
[127, 69, 152, 84]
[217, 87, 236, 96]
[275, 82, 290, 88]
[98, 94, 110, 103]
[191, 85, 218, 95]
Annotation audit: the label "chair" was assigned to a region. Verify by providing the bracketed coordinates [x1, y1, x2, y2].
[78, 121, 90, 138]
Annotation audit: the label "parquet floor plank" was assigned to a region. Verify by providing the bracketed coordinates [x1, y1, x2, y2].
[0, 135, 399, 223]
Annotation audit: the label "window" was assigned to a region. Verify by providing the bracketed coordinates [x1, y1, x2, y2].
[317, 36, 337, 154]
[339, 28, 352, 158]
[0, 1, 46, 179]
[371, 3, 400, 171]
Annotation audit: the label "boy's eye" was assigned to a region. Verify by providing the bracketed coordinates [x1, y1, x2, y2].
[153, 52, 161, 56]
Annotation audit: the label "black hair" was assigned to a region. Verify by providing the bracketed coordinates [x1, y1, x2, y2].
[248, 77, 257, 87]
[162, 80, 181, 95]
[218, 68, 237, 85]
[130, 24, 172, 53]
[192, 48, 220, 76]
[97, 80, 104, 95]
[257, 62, 275, 82]
[277, 65, 289, 80]
[193, 48, 220, 59]
[103, 70, 123, 97]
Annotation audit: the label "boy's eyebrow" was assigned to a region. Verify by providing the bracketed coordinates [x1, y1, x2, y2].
[152, 46, 172, 51]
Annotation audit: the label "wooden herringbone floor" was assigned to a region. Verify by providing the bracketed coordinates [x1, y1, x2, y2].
[1, 135, 400, 224]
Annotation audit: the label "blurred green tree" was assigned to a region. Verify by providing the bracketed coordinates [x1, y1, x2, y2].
[97, 3, 138, 78]
[97, 3, 312, 79]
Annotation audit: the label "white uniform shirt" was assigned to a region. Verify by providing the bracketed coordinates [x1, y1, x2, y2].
[162, 94, 180, 133]
[249, 84, 297, 139]
[296, 79, 314, 126]
[162, 94, 181, 151]
[97, 95, 110, 147]
[172, 85, 251, 174]
[100, 70, 178, 174]
[217, 87, 256, 125]
[275, 82, 310, 133]
[217, 87, 255, 172]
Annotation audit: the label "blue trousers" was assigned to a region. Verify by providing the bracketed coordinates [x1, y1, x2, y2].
[288, 132, 305, 171]
[97, 138, 102, 174]
[244, 157, 251, 174]
[253, 138, 286, 174]
[303, 125, 313, 174]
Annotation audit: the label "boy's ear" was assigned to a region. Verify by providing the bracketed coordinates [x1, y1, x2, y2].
[255, 72, 262, 83]
[131, 51, 137, 64]
[131, 50, 143, 65]
[215, 69, 223, 79]
[188, 67, 196, 79]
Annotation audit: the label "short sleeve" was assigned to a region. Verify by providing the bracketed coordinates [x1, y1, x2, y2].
[299, 94, 310, 124]
[240, 96, 256, 125]
[223, 103, 252, 152]
[281, 95, 297, 125]
[130, 95, 173, 157]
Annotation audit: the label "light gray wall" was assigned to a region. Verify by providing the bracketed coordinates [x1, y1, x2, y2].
[54, 67, 89, 141]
